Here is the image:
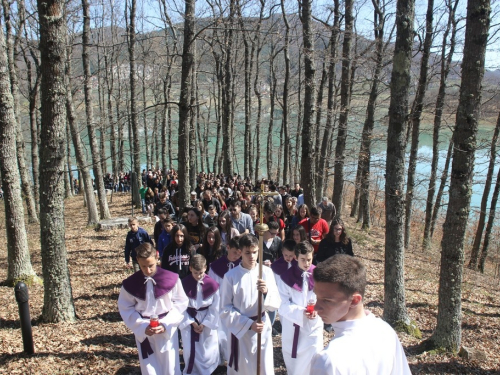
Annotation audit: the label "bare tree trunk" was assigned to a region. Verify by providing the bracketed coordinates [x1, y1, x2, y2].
[222, 0, 235, 176]
[0, 26, 37, 285]
[469, 112, 500, 269]
[319, 1, 340, 207]
[479, 162, 500, 272]
[82, 0, 111, 219]
[280, 0, 291, 185]
[404, 0, 434, 249]
[332, 0, 353, 216]
[64, 122, 73, 199]
[177, 0, 195, 210]
[189, 62, 197, 188]
[267, 43, 277, 179]
[299, 0, 316, 207]
[423, 0, 491, 352]
[38, 0, 76, 322]
[314, 60, 327, 202]
[126, 0, 141, 207]
[65, 40, 99, 226]
[422, 0, 459, 249]
[383, 0, 415, 328]
[2, 0, 39, 223]
[21, 44, 41, 209]
[355, 0, 387, 229]
[430, 140, 453, 237]
[295, 50, 303, 184]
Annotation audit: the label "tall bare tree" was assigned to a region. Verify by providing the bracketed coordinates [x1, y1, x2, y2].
[422, 0, 459, 249]
[126, 0, 141, 207]
[65, 34, 99, 225]
[299, 0, 316, 206]
[2, 0, 39, 223]
[422, 0, 491, 352]
[384, 0, 415, 329]
[177, 0, 196, 210]
[38, 0, 76, 322]
[353, 0, 390, 229]
[332, 0, 353, 215]
[468, 113, 500, 269]
[0, 27, 37, 285]
[404, 0, 435, 249]
[82, 0, 111, 219]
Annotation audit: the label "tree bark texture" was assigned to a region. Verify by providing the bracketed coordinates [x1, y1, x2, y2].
[82, 0, 111, 219]
[479, 160, 500, 272]
[332, 0, 353, 216]
[177, 0, 195, 210]
[0, 27, 37, 285]
[2, 0, 39, 224]
[384, 0, 415, 326]
[422, 0, 459, 249]
[65, 41, 99, 226]
[428, 0, 491, 352]
[127, 0, 141, 208]
[37, 0, 76, 322]
[318, 3, 340, 206]
[299, 0, 316, 207]
[404, 0, 434, 249]
[468, 112, 500, 269]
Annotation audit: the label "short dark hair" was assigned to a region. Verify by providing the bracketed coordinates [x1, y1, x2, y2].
[294, 241, 314, 258]
[136, 243, 156, 259]
[239, 233, 258, 249]
[228, 235, 241, 249]
[190, 254, 207, 270]
[313, 254, 366, 297]
[267, 219, 279, 231]
[310, 206, 320, 217]
[282, 239, 296, 252]
[230, 200, 241, 207]
[157, 208, 167, 216]
[163, 217, 174, 224]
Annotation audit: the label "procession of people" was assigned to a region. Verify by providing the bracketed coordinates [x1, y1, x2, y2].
[117, 169, 411, 374]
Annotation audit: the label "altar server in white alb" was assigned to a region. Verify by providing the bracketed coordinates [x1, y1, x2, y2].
[278, 241, 323, 375]
[220, 234, 281, 375]
[179, 254, 220, 375]
[207, 236, 242, 363]
[118, 243, 189, 375]
[310, 254, 412, 375]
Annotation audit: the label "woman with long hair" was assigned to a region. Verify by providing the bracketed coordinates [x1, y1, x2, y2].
[161, 224, 195, 278]
[316, 216, 354, 263]
[201, 226, 225, 265]
[183, 207, 208, 252]
[290, 204, 310, 232]
[291, 225, 307, 244]
[218, 210, 239, 246]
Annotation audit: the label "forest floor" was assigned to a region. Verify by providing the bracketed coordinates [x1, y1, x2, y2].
[0, 194, 499, 374]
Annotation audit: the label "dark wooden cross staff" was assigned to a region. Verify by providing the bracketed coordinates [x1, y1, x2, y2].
[246, 185, 277, 375]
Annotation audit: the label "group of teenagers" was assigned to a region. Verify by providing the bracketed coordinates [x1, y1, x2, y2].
[119, 176, 412, 375]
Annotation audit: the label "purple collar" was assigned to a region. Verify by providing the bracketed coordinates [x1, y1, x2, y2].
[182, 273, 219, 300]
[122, 267, 179, 301]
[271, 257, 297, 276]
[281, 264, 315, 292]
[210, 256, 241, 279]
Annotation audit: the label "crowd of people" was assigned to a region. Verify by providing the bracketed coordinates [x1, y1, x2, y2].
[118, 169, 411, 375]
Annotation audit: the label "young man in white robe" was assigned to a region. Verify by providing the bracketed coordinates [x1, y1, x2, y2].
[310, 254, 412, 374]
[220, 234, 281, 375]
[278, 241, 323, 375]
[118, 243, 189, 375]
[207, 236, 242, 363]
[179, 255, 220, 375]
